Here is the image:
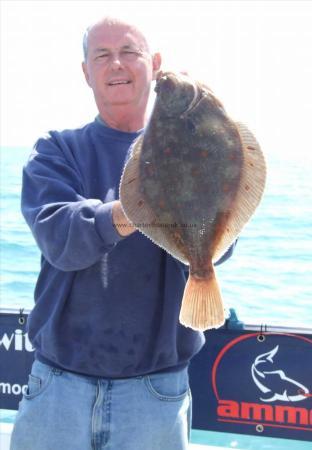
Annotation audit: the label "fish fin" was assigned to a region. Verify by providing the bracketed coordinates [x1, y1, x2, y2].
[212, 122, 267, 262]
[179, 267, 225, 331]
[120, 136, 189, 264]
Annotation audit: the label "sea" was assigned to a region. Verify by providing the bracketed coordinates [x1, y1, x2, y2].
[1, 146, 311, 326]
[0, 146, 311, 450]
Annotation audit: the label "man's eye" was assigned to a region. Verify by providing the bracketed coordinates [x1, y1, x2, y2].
[122, 50, 141, 57]
[186, 120, 196, 134]
[96, 54, 109, 59]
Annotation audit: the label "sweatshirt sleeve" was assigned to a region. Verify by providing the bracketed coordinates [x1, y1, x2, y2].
[21, 136, 124, 272]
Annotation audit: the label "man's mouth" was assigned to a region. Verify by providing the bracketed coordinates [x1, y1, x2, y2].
[108, 80, 131, 86]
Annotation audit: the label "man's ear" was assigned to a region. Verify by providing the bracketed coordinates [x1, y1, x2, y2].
[152, 53, 162, 80]
[82, 62, 91, 87]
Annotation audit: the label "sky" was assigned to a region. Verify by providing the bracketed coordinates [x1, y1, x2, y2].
[1, 0, 312, 163]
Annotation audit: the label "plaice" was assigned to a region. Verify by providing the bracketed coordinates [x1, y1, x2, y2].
[120, 72, 266, 331]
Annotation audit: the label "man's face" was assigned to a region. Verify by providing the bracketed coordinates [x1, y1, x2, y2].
[82, 23, 160, 113]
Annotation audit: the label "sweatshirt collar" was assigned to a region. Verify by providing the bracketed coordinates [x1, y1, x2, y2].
[95, 114, 144, 134]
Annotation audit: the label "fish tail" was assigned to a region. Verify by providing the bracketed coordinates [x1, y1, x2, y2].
[179, 269, 225, 331]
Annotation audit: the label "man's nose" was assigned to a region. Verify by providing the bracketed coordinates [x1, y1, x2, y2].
[110, 53, 123, 69]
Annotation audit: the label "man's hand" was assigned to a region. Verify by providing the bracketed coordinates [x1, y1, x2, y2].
[112, 201, 136, 237]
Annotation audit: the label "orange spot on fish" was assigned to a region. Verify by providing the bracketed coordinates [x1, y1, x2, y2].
[173, 231, 182, 241]
[222, 183, 230, 193]
[164, 147, 172, 155]
[229, 151, 237, 161]
[158, 199, 165, 208]
[191, 168, 199, 177]
[200, 150, 208, 157]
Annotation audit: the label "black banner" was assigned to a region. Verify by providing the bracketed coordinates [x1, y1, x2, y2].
[0, 310, 34, 410]
[189, 326, 312, 442]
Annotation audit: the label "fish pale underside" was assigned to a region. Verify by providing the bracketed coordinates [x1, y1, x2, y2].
[120, 72, 266, 331]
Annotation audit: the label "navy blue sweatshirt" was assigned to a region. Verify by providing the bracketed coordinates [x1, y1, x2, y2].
[21, 118, 234, 378]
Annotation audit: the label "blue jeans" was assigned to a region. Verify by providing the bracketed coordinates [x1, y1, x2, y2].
[10, 360, 192, 450]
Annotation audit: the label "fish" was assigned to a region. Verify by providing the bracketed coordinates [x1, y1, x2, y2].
[251, 346, 310, 402]
[119, 71, 266, 331]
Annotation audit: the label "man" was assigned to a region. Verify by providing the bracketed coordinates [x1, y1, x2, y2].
[10, 17, 234, 450]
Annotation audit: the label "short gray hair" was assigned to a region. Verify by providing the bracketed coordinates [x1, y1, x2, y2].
[82, 17, 152, 63]
[82, 27, 90, 62]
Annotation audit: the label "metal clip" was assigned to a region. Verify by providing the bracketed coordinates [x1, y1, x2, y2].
[256, 423, 264, 433]
[257, 323, 267, 342]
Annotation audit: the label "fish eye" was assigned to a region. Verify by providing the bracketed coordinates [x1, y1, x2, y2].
[186, 120, 196, 134]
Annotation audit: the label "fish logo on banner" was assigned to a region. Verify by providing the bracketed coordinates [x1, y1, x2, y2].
[209, 332, 312, 438]
[251, 345, 310, 402]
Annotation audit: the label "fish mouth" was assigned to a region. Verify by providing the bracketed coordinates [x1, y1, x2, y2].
[154, 73, 177, 94]
[155, 72, 200, 117]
